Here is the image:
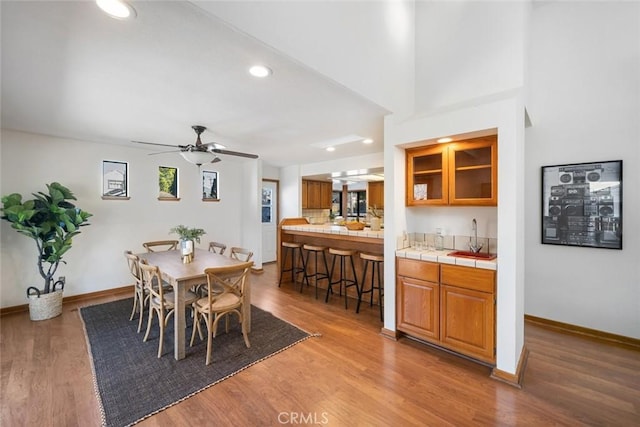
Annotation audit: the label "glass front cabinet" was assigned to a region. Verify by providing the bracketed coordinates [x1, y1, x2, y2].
[406, 135, 497, 206]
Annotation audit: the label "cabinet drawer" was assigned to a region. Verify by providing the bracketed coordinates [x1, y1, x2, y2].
[441, 264, 495, 293]
[397, 258, 439, 282]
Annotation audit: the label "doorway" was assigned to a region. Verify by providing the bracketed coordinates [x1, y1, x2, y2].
[261, 179, 279, 263]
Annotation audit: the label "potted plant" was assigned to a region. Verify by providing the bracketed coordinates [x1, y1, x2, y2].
[1, 182, 92, 320]
[368, 205, 383, 231]
[170, 225, 206, 260]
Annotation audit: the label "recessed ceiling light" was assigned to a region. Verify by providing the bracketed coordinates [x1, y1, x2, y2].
[249, 65, 272, 78]
[362, 138, 374, 144]
[437, 137, 453, 143]
[96, 0, 136, 19]
[326, 147, 336, 152]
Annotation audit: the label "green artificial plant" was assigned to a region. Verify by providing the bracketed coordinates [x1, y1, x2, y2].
[1, 182, 93, 295]
[170, 225, 206, 243]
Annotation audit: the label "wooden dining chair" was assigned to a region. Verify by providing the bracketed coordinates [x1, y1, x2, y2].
[143, 240, 179, 252]
[124, 250, 146, 333]
[208, 241, 227, 255]
[139, 261, 199, 358]
[229, 247, 253, 262]
[190, 261, 253, 365]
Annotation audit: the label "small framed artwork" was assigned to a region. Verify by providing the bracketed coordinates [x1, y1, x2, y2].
[541, 160, 622, 249]
[102, 160, 129, 200]
[202, 170, 219, 201]
[158, 166, 179, 201]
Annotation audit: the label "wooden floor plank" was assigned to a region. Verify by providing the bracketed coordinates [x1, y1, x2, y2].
[1, 263, 638, 426]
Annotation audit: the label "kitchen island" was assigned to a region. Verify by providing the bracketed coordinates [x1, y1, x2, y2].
[278, 218, 384, 303]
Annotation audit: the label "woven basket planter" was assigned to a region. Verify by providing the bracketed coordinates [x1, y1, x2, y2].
[28, 290, 63, 321]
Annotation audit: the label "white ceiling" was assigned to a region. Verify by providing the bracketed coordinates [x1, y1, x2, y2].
[1, 1, 389, 167]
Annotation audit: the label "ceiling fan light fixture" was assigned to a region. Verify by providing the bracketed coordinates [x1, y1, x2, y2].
[180, 151, 219, 166]
[96, 0, 136, 20]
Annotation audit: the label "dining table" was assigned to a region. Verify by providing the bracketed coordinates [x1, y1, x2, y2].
[136, 248, 252, 360]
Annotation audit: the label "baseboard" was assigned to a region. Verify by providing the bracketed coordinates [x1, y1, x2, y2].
[490, 346, 529, 389]
[525, 314, 640, 349]
[380, 327, 399, 341]
[251, 267, 264, 274]
[0, 285, 132, 317]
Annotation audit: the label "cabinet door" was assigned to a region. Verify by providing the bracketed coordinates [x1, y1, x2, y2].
[448, 136, 497, 206]
[440, 285, 495, 363]
[301, 180, 308, 209]
[397, 276, 439, 341]
[306, 181, 322, 208]
[320, 182, 332, 209]
[368, 181, 384, 209]
[406, 145, 448, 206]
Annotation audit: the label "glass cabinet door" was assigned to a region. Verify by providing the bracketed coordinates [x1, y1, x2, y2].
[406, 145, 448, 205]
[449, 137, 497, 205]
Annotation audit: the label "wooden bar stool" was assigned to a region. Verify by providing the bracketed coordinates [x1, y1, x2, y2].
[326, 248, 360, 309]
[357, 253, 384, 321]
[279, 242, 306, 288]
[302, 244, 330, 299]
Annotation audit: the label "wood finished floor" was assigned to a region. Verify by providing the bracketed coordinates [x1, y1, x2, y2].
[1, 263, 639, 426]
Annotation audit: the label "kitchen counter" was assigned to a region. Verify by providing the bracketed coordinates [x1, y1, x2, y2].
[395, 248, 497, 270]
[282, 224, 383, 240]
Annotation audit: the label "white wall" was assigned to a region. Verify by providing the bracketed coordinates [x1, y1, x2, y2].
[415, 0, 526, 112]
[525, 1, 640, 338]
[0, 130, 256, 308]
[196, 0, 415, 115]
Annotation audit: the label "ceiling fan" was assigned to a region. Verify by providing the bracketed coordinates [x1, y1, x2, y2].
[132, 125, 258, 166]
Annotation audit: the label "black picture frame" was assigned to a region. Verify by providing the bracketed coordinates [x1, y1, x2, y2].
[158, 166, 179, 201]
[541, 160, 622, 249]
[202, 170, 219, 201]
[101, 160, 129, 199]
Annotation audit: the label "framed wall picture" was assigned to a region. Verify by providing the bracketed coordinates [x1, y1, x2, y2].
[158, 166, 179, 200]
[541, 160, 622, 249]
[102, 160, 129, 200]
[202, 170, 219, 201]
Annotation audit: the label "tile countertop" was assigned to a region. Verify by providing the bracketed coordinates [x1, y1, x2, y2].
[281, 224, 384, 239]
[396, 248, 497, 270]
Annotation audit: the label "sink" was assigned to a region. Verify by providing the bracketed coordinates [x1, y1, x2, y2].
[447, 250, 497, 260]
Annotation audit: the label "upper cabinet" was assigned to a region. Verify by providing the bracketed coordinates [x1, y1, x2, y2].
[367, 181, 384, 209]
[406, 135, 497, 206]
[302, 180, 332, 209]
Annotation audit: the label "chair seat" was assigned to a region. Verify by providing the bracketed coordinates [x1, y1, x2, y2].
[303, 244, 326, 252]
[153, 290, 199, 308]
[194, 293, 241, 313]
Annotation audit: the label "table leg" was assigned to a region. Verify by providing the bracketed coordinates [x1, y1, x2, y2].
[174, 279, 186, 360]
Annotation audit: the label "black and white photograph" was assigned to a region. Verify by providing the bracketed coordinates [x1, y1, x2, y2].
[541, 160, 622, 249]
[202, 170, 218, 201]
[101, 160, 128, 199]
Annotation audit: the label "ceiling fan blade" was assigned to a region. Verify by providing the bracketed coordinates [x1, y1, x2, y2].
[148, 149, 181, 155]
[131, 140, 180, 149]
[211, 148, 259, 159]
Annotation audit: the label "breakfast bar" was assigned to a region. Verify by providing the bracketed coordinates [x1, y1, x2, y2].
[278, 218, 384, 302]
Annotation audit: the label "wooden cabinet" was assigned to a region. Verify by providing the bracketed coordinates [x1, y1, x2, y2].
[406, 135, 497, 206]
[302, 180, 332, 209]
[396, 258, 496, 364]
[397, 258, 439, 341]
[367, 181, 384, 209]
[301, 180, 308, 209]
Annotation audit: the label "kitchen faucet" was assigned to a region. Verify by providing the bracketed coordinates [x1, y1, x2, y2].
[469, 218, 483, 253]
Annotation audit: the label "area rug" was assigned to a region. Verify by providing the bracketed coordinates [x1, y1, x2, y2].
[80, 298, 313, 427]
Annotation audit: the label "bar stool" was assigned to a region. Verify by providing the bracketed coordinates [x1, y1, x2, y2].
[302, 244, 330, 299]
[326, 248, 360, 309]
[279, 242, 306, 288]
[357, 253, 384, 321]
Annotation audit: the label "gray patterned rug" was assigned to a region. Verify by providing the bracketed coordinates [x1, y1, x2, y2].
[80, 298, 312, 426]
